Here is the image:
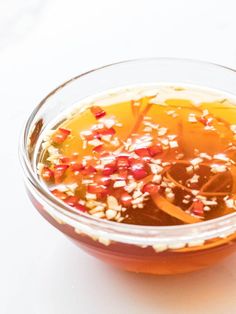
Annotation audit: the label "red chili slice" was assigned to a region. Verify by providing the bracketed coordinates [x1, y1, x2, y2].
[59, 156, 71, 164]
[71, 163, 84, 176]
[87, 184, 109, 195]
[93, 145, 104, 153]
[130, 160, 148, 180]
[117, 156, 130, 169]
[134, 147, 150, 158]
[148, 144, 163, 157]
[81, 131, 94, 141]
[41, 166, 54, 182]
[100, 151, 110, 158]
[74, 203, 87, 212]
[98, 190, 110, 199]
[143, 183, 159, 195]
[64, 196, 87, 212]
[64, 196, 79, 207]
[99, 127, 116, 136]
[90, 106, 106, 119]
[120, 192, 132, 207]
[81, 165, 97, 175]
[52, 128, 71, 144]
[118, 168, 129, 179]
[191, 200, 204, 216]
[51, 189, 67, 200]
[198, 117, 212, 126]
[99, 157, 117, 176]
[92, 130, 102, 139]
[71, 163, 84, 171]
[54, 164, 69, 183]
[81, 130, 101, 141]
[102, 166, 116, 176]
[95, 175, 111, 186]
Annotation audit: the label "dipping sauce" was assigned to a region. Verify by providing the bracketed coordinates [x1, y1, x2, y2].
[37, 85, 236, 226]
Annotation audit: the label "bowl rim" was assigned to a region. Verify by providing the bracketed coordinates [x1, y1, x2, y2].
[19, 57, 236, 244]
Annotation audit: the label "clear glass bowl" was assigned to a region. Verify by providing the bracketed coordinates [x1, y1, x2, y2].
[19, 58, 236, 275]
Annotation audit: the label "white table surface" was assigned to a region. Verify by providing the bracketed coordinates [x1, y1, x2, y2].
[1, 1, 236, 313]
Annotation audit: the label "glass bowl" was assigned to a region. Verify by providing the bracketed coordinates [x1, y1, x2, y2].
[19, 58, 236, 275]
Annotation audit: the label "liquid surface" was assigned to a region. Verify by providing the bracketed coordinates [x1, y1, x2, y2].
[37, 85, 236, 226]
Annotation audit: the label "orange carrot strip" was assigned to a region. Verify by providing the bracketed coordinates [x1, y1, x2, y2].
[114, 101, 153, 153]
[129, 102, 153, 136]
[230, 165, 236, 193]
[130, 100, 140, 118]
[151, 194, 201, 224]
[200, 191, 229, 196]
[166, 171, 229, 197]
[166, 162, 231, 197]
[200, 173, 224, 193]
[166, 172, 193, 194]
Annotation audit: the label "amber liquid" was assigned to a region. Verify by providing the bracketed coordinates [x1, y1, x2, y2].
[39, 88, 236, 226]
[30, 192, 236, 274]
[32, 86, 236, 274]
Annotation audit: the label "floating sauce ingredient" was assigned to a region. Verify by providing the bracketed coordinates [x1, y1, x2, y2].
[38, 86, 236, 226]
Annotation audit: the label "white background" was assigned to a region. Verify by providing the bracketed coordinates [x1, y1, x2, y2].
[1, 1, 236, 313]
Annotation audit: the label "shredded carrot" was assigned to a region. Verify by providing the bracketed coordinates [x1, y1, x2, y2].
[166, 170, 229, 197]
[115, 102, 153, 153]
[146, 160, 233, 223]
[177, 120, 184, 152]
[130, 100, 140, 117]
[151, 194, 201, 224]
[165, 162, 231, 197]
[153, 159, 235, 223]
[200, 191, 229, 197]
[141, 174, 153, 185]
[230, 165, 236, 193]
[166, 171, 193, 194]
[165, 103, 230, 127]
[129, 102, 153, 136]
[141, 165, 172, 185]
[200, 173, 224, 193]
